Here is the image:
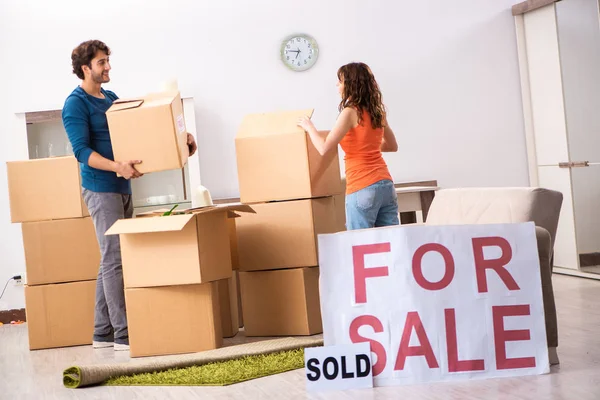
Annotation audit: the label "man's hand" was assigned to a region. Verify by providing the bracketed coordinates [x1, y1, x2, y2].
[187, 133, 197, 157]
[114, 160, 143, 179]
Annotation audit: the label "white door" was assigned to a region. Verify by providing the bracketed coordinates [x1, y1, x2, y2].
[517, 1, 600, 277]
[521, 3, 579, 270]
[556, 0, 600, 274]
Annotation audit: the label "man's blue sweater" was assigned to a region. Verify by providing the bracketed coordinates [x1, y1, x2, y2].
[62, 86, 131, 194]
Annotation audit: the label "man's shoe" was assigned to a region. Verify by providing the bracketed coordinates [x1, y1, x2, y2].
[114, 342, 130, 351]
[93, 340, 114, 349]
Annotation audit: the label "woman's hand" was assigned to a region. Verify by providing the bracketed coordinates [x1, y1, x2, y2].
[297, 108, 356, 156]
[298, 116, 316, 133]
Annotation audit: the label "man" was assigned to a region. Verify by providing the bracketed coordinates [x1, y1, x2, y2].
[62, 40, 197, 351]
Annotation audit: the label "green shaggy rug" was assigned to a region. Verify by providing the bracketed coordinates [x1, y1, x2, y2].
[64, 336, 323, 388]
[106, 348, 304, 386]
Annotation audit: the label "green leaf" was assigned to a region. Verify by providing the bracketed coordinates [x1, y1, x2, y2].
[162, 204, 179, 216]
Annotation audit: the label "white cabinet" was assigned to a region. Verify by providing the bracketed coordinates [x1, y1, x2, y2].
[16, 97, 202, 217]
[514, 0, 600, 279]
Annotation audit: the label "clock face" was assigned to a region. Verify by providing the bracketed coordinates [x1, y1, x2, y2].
[281, 34, 319, 72]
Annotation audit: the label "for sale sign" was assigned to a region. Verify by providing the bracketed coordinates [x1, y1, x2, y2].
[318, 222, 549, 387]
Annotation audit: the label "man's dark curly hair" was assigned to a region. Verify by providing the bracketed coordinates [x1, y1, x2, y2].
[71, 40, 111, 80]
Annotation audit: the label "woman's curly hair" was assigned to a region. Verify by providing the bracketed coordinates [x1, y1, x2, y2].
[337, 62, 386, 129]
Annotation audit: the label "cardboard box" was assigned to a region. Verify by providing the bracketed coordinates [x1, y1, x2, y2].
[106, 91, 189, 174]
[227, 218, 240, 270]
[217, 275, 239, 338]
[6, 156, 88, 223]
[236, 197, 344, 271]
[236, 271, 243, 328]
[334, 193, 347, 229]
[105, 204, 254, 288]
[24, 280, 95, 350]
[239, 268, 322, 337]
[22, 217, 100, 286]
[125, 283, 222, 357]
[235, 109, 343, 203]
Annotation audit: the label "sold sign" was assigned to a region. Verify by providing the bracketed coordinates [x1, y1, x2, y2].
[305, 343, 373, 392]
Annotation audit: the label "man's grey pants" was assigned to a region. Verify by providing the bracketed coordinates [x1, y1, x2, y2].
[82, 189, 133, 345]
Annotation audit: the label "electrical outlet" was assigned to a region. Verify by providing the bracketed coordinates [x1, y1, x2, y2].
[12, 273, 23, 287]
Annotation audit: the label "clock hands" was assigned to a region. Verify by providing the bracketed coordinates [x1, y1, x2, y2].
[286, 47, 302, 62]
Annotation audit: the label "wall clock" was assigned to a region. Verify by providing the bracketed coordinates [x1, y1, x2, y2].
[281, 34, 319, 72]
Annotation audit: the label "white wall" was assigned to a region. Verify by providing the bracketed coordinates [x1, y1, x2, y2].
[0, 0, 528, 310]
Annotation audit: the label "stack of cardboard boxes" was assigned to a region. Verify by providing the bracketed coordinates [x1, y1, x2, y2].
[105, 204, 253, 357]
[6, 156, 100, 350]
[234, 109, 346, 337]
[5, 94, 345, 353]
[101, 90, 253, 357]
[5, 90, 249, 356]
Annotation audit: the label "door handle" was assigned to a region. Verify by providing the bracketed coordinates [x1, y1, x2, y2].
[559, 161, 590, 168]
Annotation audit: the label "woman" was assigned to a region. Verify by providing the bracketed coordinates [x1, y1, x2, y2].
[298, 62, 399, 230]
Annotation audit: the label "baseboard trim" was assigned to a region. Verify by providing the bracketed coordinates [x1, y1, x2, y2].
[554, 267, 600, 281]
[0, 308, 26, 324]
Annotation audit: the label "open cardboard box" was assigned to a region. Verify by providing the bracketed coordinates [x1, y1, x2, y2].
[138, 204, 242, 270]
[106, 91, 189, 174]
[235, 109, 343, 203]
[105, 203, 254, 288]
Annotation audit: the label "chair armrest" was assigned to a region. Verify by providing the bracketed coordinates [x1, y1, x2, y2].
[534, 225, 559, 348]
[535, 226, 552, 266]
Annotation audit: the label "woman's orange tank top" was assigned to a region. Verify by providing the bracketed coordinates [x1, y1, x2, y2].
[339, 110, 393, 195]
